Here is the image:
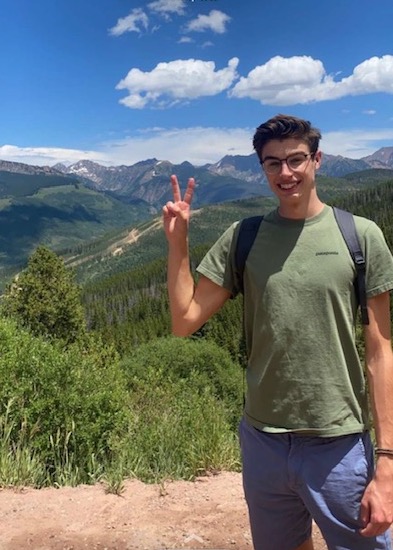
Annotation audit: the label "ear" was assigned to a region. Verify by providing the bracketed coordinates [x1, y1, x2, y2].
[314, 150, 322, 170]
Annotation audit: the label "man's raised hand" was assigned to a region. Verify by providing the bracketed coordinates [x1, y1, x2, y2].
[162, 175, 195, 242]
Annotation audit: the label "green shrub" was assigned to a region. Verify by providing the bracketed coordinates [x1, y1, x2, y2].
[0, 317, 130, 485]
[118, 369, 240, 482]
[115, 337, 243, 482]
[120, 336, 243, 429]
[0, 325, 243, 487]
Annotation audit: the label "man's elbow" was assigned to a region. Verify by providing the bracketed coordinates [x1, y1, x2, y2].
[171, 317, 199, 338]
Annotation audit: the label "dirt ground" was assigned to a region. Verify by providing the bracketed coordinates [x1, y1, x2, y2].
[0, 472, 333, 550]
[1, 471, 387, 550]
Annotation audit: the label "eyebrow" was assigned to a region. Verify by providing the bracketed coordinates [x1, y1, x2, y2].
[262, 151, 308, 161]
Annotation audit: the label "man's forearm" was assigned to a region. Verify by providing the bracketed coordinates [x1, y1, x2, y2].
[367, 349, 393, 450]
[167, 239, 196, 336]
[364, 292, 393, 450]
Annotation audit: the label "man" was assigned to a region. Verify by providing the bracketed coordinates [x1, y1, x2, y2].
[162, 114, 393, 550]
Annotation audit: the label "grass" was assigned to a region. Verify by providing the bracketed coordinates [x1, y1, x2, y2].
[0, 400, 45, 488]
[0, 385, 241, 489]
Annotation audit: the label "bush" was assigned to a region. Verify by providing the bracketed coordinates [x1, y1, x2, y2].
[0, 326, 243, 487]
[120, 336, 243, 429]
[0, 317, 130, 485]
[117, 368, 240, 482]
[114, 337, 243, 482]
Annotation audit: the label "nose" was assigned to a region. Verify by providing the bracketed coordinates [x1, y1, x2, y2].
[279, 159, 293, 176]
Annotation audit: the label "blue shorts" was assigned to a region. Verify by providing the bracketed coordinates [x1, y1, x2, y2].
[239, 417, 392, 550]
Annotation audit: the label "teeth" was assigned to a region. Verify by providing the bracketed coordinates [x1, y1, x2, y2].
[280, 183, 297, 189]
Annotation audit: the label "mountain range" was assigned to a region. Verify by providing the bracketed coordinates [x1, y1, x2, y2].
[1, 146, 393, 210]
[54, 146, 393, 202]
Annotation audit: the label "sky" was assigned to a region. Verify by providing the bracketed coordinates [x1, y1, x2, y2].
[1, 0, 393, 167]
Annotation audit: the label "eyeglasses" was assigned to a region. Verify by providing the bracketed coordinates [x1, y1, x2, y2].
[261, 152, 315, 175]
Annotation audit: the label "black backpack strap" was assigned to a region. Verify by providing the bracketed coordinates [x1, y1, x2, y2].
[333, 207, 369, 325]
[235, 216, 263, 294]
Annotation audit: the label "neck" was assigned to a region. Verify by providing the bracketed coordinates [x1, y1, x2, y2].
[278, 196, 325, 220]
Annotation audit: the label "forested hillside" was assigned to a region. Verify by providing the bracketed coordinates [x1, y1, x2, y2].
[0, 171, 152, 287]
[1, 167, 391, 290]
[65, 169, 393, 287]
[337, 179, 393, 249]
[67, 196, 277, 285]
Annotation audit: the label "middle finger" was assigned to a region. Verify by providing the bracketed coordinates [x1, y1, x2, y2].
[170, 175, 181, 202]
[183, 178, 195, 205]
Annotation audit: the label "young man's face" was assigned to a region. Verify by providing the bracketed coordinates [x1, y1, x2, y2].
[260, 138, 321, 207]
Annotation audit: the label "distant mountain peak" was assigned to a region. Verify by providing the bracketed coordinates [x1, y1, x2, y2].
[363, 147, 393, 167]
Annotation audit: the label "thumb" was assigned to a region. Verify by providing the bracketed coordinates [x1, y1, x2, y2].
[359, 499, 371, 534]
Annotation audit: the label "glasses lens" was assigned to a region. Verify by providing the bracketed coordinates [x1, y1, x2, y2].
[287, 153, 309, 170]
[262, 153, 312, 174]
[263, 160, 281, 174]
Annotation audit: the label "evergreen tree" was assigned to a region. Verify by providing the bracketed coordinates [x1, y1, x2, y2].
[2, 246, 86, 344]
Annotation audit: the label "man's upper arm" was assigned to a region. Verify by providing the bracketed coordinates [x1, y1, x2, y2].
[191, 274, 232, 326]
[171, 275, 231, 337]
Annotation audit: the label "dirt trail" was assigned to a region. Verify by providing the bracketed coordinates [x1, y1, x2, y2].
[0, 472, 335, 550]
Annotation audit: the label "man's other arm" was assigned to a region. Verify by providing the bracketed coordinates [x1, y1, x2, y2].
[360, 291, 393, 537]
[163, 175, 231, 337]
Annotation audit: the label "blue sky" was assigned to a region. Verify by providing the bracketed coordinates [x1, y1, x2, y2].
[1, 0, 393, 167]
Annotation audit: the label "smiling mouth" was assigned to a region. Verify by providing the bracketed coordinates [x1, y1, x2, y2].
[278, 181, 299, 191]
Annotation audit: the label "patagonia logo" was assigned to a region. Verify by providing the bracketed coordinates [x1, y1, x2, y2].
[316, 251, 339, 256]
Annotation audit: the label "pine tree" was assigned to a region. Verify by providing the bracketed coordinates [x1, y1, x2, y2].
[2, 246, 86, 344]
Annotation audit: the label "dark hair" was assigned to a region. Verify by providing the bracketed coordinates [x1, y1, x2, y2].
[253, 114, 321, 162]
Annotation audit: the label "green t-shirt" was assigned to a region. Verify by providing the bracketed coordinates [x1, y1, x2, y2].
[197, 205, 393, 436]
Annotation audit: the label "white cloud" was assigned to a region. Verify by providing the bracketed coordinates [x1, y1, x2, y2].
[101, 127, 254, 165]
[116, 57, 239, 108]
[321, 128, 393, 158]
[230, 55, 393, 105]
[178, 36, 193, 44]
[335, 55, 393, 96]
[0, 129, 252, 167]
[0, 129, 248, 168]
[362, 110, 377, 115]
[109, 8, 148, 36]
[230, 56, 332, 105]
[185, 10, 231, 34]
[148, 0, 186, 18]
[0, 145, 110, 167]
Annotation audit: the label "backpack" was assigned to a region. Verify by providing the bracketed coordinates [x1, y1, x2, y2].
[235, 207, 369, 325]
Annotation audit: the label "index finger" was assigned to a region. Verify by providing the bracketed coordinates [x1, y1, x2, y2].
[170, 174, 181, 202]
[183, 178, 195, 205]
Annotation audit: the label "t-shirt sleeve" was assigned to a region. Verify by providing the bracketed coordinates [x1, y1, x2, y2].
[196, 222, 241, 296]
[362, 220, 393, 297]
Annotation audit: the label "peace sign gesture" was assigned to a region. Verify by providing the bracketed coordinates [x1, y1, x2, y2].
[162, 175, 195, 243]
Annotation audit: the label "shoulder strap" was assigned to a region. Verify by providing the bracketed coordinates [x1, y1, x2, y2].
[235, 216, 263, 294]
[333, 207, 369, 325]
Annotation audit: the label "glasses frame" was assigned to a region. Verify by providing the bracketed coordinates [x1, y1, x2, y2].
[261, 152, 315, 175]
